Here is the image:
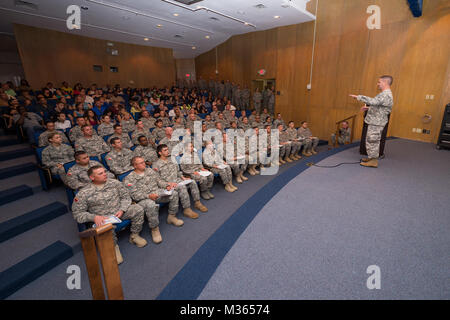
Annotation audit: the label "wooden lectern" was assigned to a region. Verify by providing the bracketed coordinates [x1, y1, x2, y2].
[79, 224, 124, 300]
[360, 112, 391, 157]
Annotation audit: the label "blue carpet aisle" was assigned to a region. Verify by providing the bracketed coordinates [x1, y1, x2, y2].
[197, 139, 450, 299]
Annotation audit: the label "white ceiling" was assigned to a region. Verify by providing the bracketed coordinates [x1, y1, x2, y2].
[0, 0, 315, 59]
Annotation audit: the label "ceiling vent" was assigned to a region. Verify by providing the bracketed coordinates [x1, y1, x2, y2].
[172, 0, 204, 5]
[14, 0, 38, 11]
[174, 35, 184, 39]
[209, 17, 220, 21]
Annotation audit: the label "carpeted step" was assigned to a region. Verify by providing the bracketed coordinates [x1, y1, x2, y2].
[0, 185, 33, 206]
[0, 163, 36, 180]
[0, 148, 35, 162]
[0, 138, 21, 147]
[0, 202, 68, 243]
[0, 241, 73, 300]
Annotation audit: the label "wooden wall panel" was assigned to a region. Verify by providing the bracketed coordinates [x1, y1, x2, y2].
[14, 24, 175, 89]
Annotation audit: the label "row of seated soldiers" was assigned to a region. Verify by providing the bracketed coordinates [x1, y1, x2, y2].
[38, 109, 323, 264]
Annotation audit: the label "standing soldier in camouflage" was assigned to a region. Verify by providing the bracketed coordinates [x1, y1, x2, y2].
[350, 76, 393, 167]
[72, 165, 147, 265]
[66, 151, 115, 190]
[253, 88, 262, 114]
[107, 124, 133, 149]
[180, 142, 214, 200]
[297, 121, 319, 156]
[38, 121, 69, 147]
[153, 144, 208, 219]
[286, 121, 303, 160]
[224, 80, 232, 100]
[241, 85, 250, 110]
[133, 135, 158, 167]
[233, 85, 241, 110]
[105, 137, 134, 175]
[124, 156, 181, 244]
[41, 132, 74, 181]
[267, 86, 275, 115]
[97, 115, 115, 137]
[209, 78, 215, 96]
[218, 80, 225, 99]
[75, 125, 110, 157]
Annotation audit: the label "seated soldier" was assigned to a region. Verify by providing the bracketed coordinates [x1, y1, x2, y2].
[158, 127, 182, 156]
[331, 121, 351, 146]
[153, 144, 208, 219]
[131, 120, 155, 146]
[72, 166, 147, 265]
[12, 106, 44, 143]
[277, 124, 293, 164]
[180, 142, 214, 200]
[140, 110, 156, 130]
[97, 115, 115, 137]
[203, 140, 237, 193]
[273, 113, 286, 129]
[204, 114, 215, 129]
[124, 156, 182, 244]
[152, 119, 166, 142]
[69, 116, 95, 143]
[107, 124, 133, 149]
[221, 132, 248, 184]
[120, 112, 136, 133]
[105, 137, 134, 175]
[66, 151, 115, 190]
[41, 132, 74, 182]
[172, 116, 185, 130]
[38, 121, 69, 147]
[55, 112, 72, 131]
[286, 121, 303, 160]
[75, 125, 110, 157]
[158, 110, 171, 127]
[133, 135, 158, 167]
[298, 121, 319, 156]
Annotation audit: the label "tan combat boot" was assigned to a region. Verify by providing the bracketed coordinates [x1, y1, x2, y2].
[360, 159, 378, 168]
[229, 182, 238, 191]
[311, 149, 318, 155]
[194, 201, 208, 213]
[253, 165, 260, 174]
[184, 207, 200, 218]
[235, 175, 243, 184]
[240, 172, 248, 181]
[295, 154, 302, 160]
[115, 245, 123, 265]
[284, 156, 293, 163]
[247, 166, 256, 176]
[167, 214, 184, 226]
[279, 157, 286, 164]
[129, 233, 148, 248]
[225, 183, 234, 193]
[151, 227, 162, 244]
[361, 157, 371, 162]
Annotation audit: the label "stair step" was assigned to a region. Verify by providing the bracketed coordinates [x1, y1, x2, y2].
[0, 148, 35, 162]
[0, 172, 41, 192]
[0, 138, 21, 147]
[0, 187, 67, 223]
[0, 241, 73, 299]
[0, 202, 68, 243]
[0, 156, 36, 170]
[0, 212, 80, 272]
[0, 163, 36, 180]
[0, 185, 33, 206]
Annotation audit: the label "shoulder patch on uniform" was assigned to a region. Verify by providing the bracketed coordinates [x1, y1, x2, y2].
[127, 183, 132, 186]
[108, 158, 112, 160]
[74, 197, 79, 202]
[67, 172, 72, 176]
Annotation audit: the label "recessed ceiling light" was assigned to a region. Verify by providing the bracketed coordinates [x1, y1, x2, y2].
[274, 15, 280, 19]
[157, 24, 162, 28]
[244, 22, 249, 25]
[205, 35, 210, 39]
[173, 13, 179, 16]
[192, 46, 196, 49]
[144, 38, 149, 41]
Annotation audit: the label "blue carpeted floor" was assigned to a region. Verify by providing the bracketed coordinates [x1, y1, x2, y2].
[7, 139, 450, 299]
[198, 139, 450, 299]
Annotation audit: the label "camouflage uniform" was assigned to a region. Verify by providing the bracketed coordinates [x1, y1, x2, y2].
[107, 133, 133, 149]
[133, 145, 158, 164]
[72, 179, 145, 243]
[297, 127, 318, 152]
[278, 130, 292, 158]
[97, 123, 115, 137]
[141, 117, 156, 130]
[131, 129, 154, 145]
[218, 82, 225, 99]
[105, 148, 134, 175]
[331, 127, 351, 145]
[286, 127, 303, 155]
[241, 88, 250, 110]
[221, 139, 247, 176]
[357, 89, 393, 159]
[158, 117, 171, 128]
[120, 119, 136, 133]
[180, 151, 214, 192]
[38, 130, 69, 147]
[267, 90, 275, 115]
[69, 126, 83, 142]
[253, 91, 262, 113]
[153, 158, 201, 208]
[75, 135, 110, 157]
[152, 127, 166, 142]
[210, 111, 219, 122]
[41, 144, 74, 176]
[224, 82, 232, 100]
[158, 136, 182, 156]
[203, 147, 232, 185]
[124, 169, 180, 229]
[66, 160, 114, 190]
[273, 118, 286, 130]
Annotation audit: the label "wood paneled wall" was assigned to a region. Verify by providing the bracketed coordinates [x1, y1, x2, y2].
[13, 24, 176, 90]
[195, 0, 450, 143]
